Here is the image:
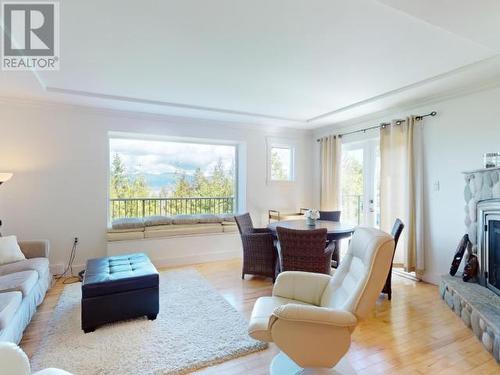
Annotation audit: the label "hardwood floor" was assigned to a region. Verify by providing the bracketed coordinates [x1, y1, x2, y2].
[20, 259, 499, 374]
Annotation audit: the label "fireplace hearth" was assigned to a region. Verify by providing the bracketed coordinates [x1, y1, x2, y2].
[439, 166, 500, 362]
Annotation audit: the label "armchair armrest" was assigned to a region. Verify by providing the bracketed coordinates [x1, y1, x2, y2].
[253, 228, 272, 234]
[18, 240, 49, 259]
[271, 304, 358, 328]
[0, 342, 31, 375]
[273, 271, 331, 305]
[241, 232, 276, 253]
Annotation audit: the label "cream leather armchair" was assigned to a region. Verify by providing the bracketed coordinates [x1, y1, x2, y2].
[248, 226, 394, 374]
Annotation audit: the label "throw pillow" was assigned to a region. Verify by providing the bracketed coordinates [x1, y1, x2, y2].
[0, 235, 25, 265]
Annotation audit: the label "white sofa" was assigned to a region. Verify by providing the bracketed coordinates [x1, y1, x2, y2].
[248, 227, 394, 374]
[0, 241, 52, 344]
[107, 214, 237, 241]
[0, 342, 72, 375]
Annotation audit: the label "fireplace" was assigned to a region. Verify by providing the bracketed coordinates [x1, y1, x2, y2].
[475, 200, 500, 295]
[486, 215, 500, 294]
[439, 169, 500, 363]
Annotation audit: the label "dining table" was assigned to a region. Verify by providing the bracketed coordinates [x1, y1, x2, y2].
[267, 219, 356, 266]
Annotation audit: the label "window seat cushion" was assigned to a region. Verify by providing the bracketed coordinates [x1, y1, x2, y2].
[108, 227, 145, 234]
[144, 223, 220, 231]
[220, 213, 236, 222]
[144, 223, 223, 238]
[108, 215, 237, 241]
[112, 218, 145, 230]
[144, 216, 173, 226]
[196, 214, 223, 223]
[172, 215, 201, 225]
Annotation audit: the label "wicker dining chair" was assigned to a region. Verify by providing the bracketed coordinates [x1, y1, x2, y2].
[319, 210, 342, 266]
[277, 227, 334, 275]
[319, 210, 341, 222]
[382, 218, 405, 300]
[235, 213, 278, 281]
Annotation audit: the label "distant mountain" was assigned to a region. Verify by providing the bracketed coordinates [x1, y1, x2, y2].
[129, 172, 195, 194]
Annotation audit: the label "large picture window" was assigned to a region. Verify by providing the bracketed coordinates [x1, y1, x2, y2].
[109, 136, 237, 220]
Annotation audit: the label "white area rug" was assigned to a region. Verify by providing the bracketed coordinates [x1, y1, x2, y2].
[31, 269, 267, 375]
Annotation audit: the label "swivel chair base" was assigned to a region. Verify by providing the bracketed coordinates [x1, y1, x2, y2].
[270, 352, 357, 375]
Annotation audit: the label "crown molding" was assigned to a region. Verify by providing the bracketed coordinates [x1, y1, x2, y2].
[15, 51, 500, 132]
[306, 55, 500, 124]
[45, 86, 304, 124]
[312, 75, 500, 137]
[0, 94, 313, 135]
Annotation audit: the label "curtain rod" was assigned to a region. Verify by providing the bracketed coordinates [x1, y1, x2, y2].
[316, 111, 437, 142]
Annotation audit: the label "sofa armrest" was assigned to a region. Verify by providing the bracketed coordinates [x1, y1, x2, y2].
[272, 271, 331, 306]
[271, 304, 357, 328]
[18, 240, 49, 259]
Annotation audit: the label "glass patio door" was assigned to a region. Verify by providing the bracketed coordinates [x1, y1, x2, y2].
[341, 137, 380, 227]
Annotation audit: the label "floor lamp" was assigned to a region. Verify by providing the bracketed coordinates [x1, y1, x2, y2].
[0, 173, 13, 235]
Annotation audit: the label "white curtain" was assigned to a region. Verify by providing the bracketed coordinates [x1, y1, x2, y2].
[320, 135, 342, 210]
[380, 117, 424, 278]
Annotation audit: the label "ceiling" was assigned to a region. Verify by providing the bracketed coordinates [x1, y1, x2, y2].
[1, 0, 499, 129]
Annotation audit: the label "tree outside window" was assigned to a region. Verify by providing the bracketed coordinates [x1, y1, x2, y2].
[268, 141, 294, 182]
[109, 138, 237, 219]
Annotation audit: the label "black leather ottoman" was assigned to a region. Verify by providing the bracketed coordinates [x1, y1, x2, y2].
[81, 253, 159, 333]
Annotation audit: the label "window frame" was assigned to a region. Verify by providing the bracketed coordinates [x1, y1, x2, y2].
[266, 137, 296, 184]
[107, 132, 244, 224]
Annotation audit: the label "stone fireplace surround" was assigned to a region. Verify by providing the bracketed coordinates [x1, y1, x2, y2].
[463, 167, 500, 288]
[440, 166, 500, 362]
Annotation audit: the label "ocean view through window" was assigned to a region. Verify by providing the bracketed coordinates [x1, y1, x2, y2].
[109, 137, 237, 220]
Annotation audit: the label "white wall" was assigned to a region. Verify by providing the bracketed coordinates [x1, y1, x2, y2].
[313, 85, 500, 284]
[0, 99, 313, 269]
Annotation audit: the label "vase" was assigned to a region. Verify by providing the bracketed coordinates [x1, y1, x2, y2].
[306, 217, 316, 226]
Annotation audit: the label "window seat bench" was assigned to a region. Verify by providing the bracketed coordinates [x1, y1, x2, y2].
[107, 214, 237, 242]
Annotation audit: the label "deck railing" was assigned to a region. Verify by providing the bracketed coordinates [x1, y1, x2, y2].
[342, 194, 363, 225]
[110, 197, 235, 220]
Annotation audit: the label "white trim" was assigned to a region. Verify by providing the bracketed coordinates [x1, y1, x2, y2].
[151, 251, 241, 269]
[3, 55, 500, 131]
[107, 232, 242, 268]
[107, 134, 242, 222]
[308, 55, 500, 124]
[421, 272, 440, 286]
[109, 130, 242, 147]
[313, 76, 500, 136]
[46, 86, 303, 123]
[0, 94, 312, 133]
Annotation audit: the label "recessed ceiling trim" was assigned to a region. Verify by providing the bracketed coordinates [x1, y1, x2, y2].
[45, 86, 304, 123]
[306, 54, 500, 123]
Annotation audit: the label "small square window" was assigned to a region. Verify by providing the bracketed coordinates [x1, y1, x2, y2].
[267, 139, 295, 182]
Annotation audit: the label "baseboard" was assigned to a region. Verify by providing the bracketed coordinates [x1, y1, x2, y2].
[151, 250, 241, 268]
[50, 251, 242, 277]
[50, 263, 86, 277]
[421, 272, 441, 285]
[50, 263, 64, 275]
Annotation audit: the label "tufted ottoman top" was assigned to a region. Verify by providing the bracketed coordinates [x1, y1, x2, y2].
[82, 253, 159, 298]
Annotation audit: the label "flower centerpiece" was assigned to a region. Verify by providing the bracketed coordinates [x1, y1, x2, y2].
[304, 209, 320, 226]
